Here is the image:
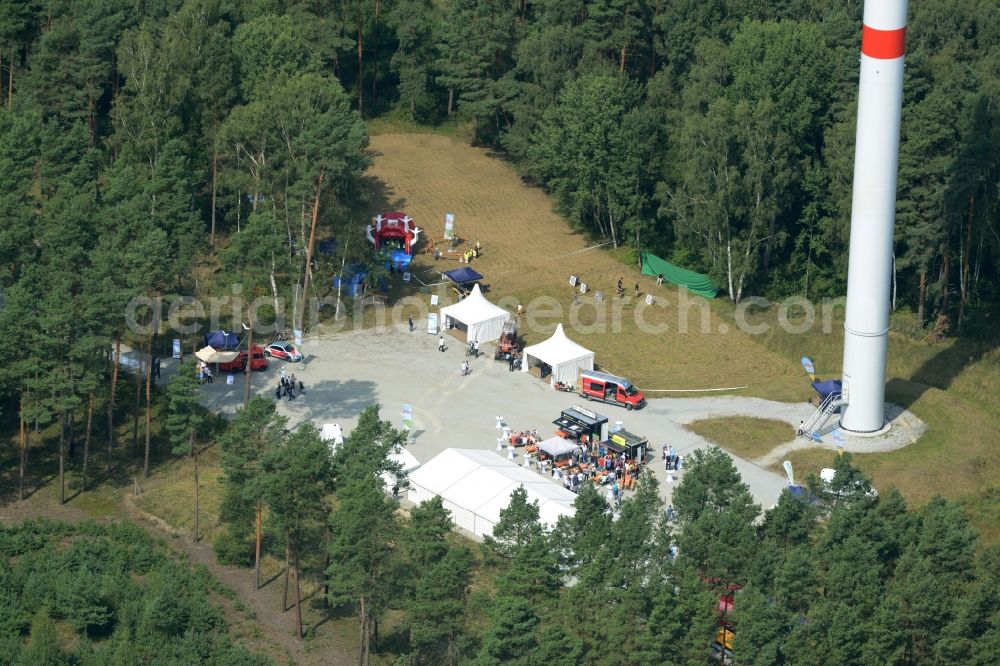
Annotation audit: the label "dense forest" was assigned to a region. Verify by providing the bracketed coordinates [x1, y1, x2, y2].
[0, 518, 273, 664]
[0, 1, 997, 317]
[204, 397, 1000, 665]
[3, 395, 999, 663]
[1, 1, 999, 662]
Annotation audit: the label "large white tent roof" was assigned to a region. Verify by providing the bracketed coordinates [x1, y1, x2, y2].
[407, 448, 577, 538]
[521, 324, 595, 384]
[439, 284, 510, 342]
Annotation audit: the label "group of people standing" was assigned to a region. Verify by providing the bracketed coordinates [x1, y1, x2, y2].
[616, 277, 640, 299]
[275, 368, 303, 401]
[458, 240, 482, 264]
[662, 444, 681, 470]
[198, 361, 213, 383]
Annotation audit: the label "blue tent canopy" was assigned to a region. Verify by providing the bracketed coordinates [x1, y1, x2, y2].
[812, 379, 843, 398]
[205, 330, 240, 350]
[443, 267, 483, 284]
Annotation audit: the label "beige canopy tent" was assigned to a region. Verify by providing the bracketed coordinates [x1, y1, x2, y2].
[195, 345, 239, 364]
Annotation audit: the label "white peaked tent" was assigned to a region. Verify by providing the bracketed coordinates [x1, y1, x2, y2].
[320, 423, 421, 491]
[320, 423, 345, 446]
[407, 448, 577, 538]
[439, 284, 510, 342]
[537, 436, 578, 458]
[521, 323, 595, 384]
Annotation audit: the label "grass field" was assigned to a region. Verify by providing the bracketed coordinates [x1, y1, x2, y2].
[364, 132, 802, 394]
[686, 417, 795, 461]
[135, 445, 226, 544]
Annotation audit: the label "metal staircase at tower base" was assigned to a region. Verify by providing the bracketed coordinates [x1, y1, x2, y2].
[800, 392, 846, 440]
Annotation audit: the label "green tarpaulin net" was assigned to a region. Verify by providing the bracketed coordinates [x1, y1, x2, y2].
[640, 252, 718, 298]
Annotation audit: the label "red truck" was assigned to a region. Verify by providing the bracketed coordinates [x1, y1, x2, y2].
[218, 345, 268, 373]
[579, 370, 646, 410]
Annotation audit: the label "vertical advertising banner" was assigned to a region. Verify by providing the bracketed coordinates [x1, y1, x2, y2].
[172, 338, 181, 359]
[403, 404, 413, 430]
[445, 213, 455, 239]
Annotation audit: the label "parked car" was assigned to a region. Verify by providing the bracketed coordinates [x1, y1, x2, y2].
[263, 341, 303, 362]
[218, 345, 268, 372]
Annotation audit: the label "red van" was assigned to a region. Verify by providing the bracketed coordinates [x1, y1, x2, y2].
[218, 345, 268, 373]
[579, 371, 646, 410]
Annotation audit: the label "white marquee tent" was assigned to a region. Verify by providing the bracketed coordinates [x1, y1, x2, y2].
[439, 284, 510, 343]
[407, 448, 577, 538]
[521, 323, 595, 384]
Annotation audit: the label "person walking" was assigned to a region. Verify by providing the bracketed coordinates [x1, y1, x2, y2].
[438, 336, 446, 352]
[280, 366, 287, 382]
[153, 356, 161, 380]
[473, 339, 479, 358]
[656, 273, 664, 285]
[408, 315, 414, 332]
[508, 353, 515, 372]
[634, 283, 640, 297]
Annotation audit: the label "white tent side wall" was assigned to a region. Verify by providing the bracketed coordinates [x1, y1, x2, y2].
[442, 499, 477, 533]
[474, 514, 498, 538]
[467, 314, 508, 345]
[407, 477, 438, 505]
[555, 355, 594, 384]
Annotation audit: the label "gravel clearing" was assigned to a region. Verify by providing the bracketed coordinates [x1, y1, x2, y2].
[177, 324, 923, 512]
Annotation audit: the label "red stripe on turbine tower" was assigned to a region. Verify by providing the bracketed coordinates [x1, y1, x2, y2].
[861, 25, 907, 59]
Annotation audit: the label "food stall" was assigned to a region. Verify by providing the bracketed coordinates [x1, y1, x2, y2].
[536, 436, 578, 469]
[603, 428, 649, 461]
[552, 405, 609, 445]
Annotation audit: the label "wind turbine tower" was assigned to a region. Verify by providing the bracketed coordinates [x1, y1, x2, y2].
[840, 0, 909, 433]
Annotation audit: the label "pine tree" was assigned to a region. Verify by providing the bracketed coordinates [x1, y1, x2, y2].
[165, 361, 205, 542]
[405, 545, 473, 666]
[261, 423, 333, 636]
[483, 485, 542, 559]
[217, 396, 287, 581]
[402, 495, 453, 571]
[326, 478, 401, 662]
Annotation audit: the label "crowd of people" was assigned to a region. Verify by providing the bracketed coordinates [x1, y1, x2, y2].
[506, 429, 540, 447]
[275, 368, 303, 401]
[458, 240, 482, 264]
[498, 429, 651, 506]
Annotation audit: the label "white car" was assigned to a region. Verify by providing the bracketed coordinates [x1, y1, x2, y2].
[263, 341, 303, 362]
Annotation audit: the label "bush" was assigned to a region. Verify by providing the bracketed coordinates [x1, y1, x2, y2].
[212, 528, 254, 567]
